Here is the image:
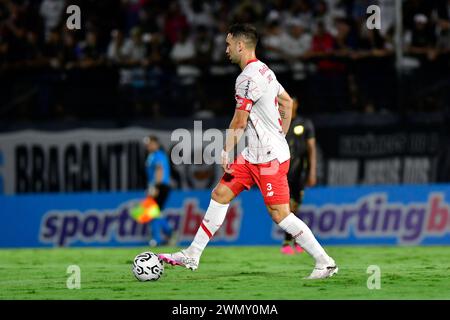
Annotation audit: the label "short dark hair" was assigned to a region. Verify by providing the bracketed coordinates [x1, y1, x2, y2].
[143, 135, 160, 145]
[228, 23, 258, 48]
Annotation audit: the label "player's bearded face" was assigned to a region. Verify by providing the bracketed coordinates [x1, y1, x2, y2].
[225, 34, 240, 64]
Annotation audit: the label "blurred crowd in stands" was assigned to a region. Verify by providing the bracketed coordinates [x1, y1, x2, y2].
[1, 0, 450, 121]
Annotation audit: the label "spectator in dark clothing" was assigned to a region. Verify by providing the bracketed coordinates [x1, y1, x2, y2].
[406, 14, 438, 60]
[164, 2, 189, 44]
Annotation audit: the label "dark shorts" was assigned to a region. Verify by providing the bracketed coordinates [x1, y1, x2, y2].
[288, 179, 305, 205]
[155, 184, 171, 209]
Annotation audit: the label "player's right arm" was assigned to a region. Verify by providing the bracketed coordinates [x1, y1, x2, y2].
[277, 89, 293, 135]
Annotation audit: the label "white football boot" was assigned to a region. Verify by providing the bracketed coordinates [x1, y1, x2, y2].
[158, 250, 199, 271]
[305, 258, 338, 280]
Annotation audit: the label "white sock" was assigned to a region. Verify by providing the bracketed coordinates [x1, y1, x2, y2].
[278, 213, 330, 266]
[185, 199, 229, 258]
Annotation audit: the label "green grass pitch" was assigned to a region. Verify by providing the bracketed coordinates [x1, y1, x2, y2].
[0, 246, 449, 300]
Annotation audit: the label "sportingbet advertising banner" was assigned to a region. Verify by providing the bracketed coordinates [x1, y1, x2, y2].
[0, 184, 449, 248]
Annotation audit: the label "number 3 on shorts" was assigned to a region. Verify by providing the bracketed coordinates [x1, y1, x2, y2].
[266, 183, 272, 191]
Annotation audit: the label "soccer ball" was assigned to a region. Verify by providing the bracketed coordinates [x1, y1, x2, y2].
[132, 251, 164, 281]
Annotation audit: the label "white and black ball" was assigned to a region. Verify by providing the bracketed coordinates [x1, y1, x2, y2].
[132, 251, 164, 281]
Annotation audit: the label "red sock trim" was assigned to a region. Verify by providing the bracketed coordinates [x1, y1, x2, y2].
[200, 222, 213, 239]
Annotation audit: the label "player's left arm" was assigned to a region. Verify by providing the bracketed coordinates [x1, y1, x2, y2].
[305, 120, 317, 187]
[277, 89, 293, 135]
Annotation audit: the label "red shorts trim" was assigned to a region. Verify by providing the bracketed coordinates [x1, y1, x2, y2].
[220, 155, 290, 205]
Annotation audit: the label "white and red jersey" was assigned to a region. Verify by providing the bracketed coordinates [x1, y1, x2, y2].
[235, 59, 290, 164]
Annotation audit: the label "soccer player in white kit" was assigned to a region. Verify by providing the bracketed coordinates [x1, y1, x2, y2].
[159, 24, 337, 279]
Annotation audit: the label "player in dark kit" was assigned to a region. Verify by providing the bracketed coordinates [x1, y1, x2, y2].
[281, 97, 317, 255]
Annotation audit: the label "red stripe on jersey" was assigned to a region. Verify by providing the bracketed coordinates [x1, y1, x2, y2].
[200, 222, 213, 239]
[235, 95, 253, 112]
[246, 58, 258, 66]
